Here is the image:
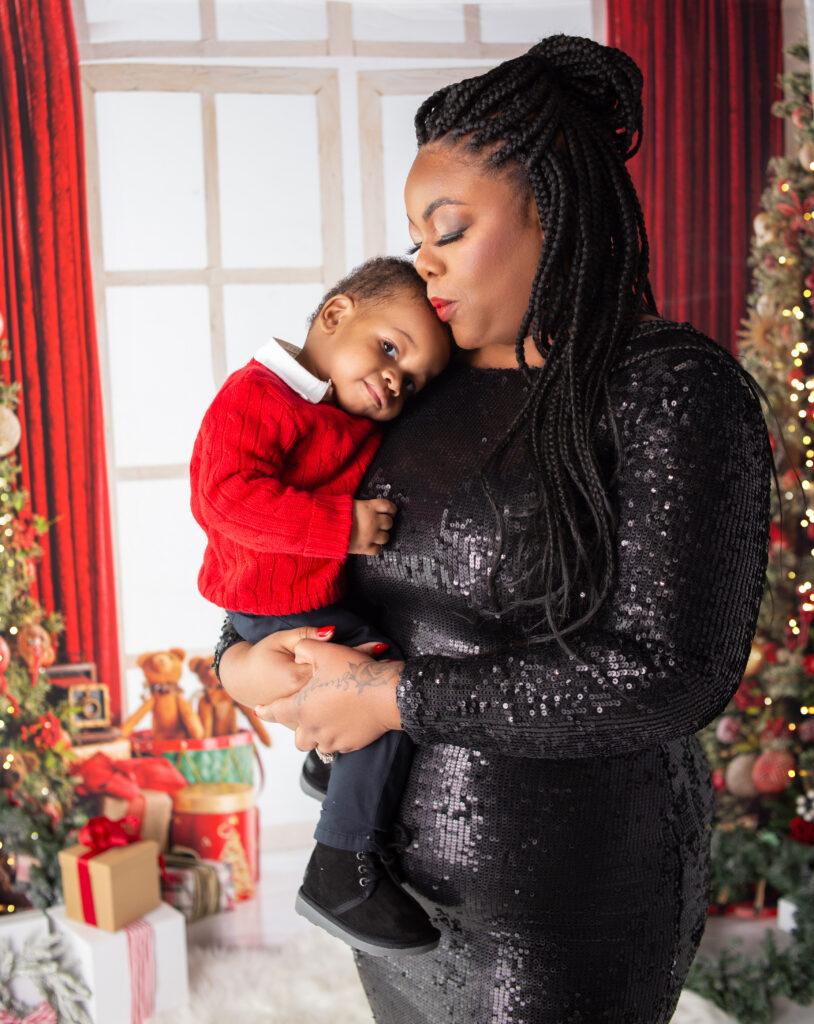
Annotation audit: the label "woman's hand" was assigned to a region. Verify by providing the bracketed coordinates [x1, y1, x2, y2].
[218, 625, 334, 709]
[255, 639, 404, 754]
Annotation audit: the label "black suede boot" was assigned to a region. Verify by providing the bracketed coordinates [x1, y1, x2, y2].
[295, 842, 440, 956]
[299, 750, 331, 802]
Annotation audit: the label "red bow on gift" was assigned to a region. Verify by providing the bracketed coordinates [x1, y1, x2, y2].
[79, 814, 141, 851]
[72, 752, 187, 800]
[0, 1001, 57, 1024]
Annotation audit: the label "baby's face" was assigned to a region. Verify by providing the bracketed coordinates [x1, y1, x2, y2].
[326, 292, 450, 421]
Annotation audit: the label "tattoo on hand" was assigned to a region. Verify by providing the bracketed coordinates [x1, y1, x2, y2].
[294, 659, 396, 706]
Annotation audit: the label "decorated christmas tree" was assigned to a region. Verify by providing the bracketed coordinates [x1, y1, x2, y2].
[697, 40, 814, 852]
[684, 41, 814, 1023]
[0, 311, 84, 913]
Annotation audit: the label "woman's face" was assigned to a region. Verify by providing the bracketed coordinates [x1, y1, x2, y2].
[404, 143, 543, 360]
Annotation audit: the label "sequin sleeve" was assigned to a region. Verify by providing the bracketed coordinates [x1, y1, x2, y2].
[213, 615, 242, 683]
[396, 344, 772, 758]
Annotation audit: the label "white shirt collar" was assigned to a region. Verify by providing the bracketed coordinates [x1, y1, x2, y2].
[253, 338, 331, 404]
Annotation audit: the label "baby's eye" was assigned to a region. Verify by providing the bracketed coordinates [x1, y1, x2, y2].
[382, 340, 397, 357]
[404, 378, 417, 395]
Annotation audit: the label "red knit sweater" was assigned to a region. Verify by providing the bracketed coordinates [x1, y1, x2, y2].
[190, 359, 380, 614]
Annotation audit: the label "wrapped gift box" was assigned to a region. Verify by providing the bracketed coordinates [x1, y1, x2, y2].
[71, 736, 132, 763]
[132, 729, 254, 785]
[48, 902, 188, 1024]
[0, 908, 51, 1009]
[171, 783, 258, 900]
[59, 835, 160, 932]
[161, 847, 236, 921]
[100, 789, 173, 853]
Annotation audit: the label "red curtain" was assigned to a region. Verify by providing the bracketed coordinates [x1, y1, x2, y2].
[607, 0, 784, 353]
[0, 0, 121, 710]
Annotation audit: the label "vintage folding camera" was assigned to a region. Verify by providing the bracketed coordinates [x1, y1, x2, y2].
[67, 682, 112, 730]
[45, 662, 111, 731]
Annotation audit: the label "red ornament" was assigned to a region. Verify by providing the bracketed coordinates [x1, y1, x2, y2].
[752, 750, 796, 794]
[16, 623, 55, 686]
[789, 816, 814, 845]
[712, 768, 726, 791]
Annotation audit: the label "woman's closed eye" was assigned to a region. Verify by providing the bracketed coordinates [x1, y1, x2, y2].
[406, 229, 466, 256]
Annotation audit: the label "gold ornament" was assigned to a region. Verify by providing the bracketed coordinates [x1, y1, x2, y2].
[744, 640, 765, 678]
[725, 752, 760, 798]
[753, 211, 776, 245]
[0, 407, 21, 458]
[799, 142, 814, 172]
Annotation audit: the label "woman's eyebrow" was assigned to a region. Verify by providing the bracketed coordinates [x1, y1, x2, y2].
[407, 198, 469, 226]
[423, 198, 467, 220]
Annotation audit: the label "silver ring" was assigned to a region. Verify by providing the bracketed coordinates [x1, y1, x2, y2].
[315, 750, 337, 764]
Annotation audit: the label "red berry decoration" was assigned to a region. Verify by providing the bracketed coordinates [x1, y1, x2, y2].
[752, 750, 796, 794]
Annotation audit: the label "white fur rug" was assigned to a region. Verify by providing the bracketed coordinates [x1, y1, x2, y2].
[151, 926, 745, 1024]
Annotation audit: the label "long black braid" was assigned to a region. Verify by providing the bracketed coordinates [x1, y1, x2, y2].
[414, 34, 659, 648]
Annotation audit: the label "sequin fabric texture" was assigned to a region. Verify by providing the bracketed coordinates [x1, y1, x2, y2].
[345, 323, 772, 1023]
[213, 323, 772, 1023]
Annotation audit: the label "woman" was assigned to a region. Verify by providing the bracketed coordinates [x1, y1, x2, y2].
[218, 34, 772, 1023]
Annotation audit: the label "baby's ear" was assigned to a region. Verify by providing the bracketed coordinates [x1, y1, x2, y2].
[319, 293, 354, 332]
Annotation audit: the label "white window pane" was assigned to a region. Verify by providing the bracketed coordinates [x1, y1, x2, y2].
[96, 92, 207, 270]
[117, 479, 224, 655]
[217, 95, 323, 269]
[215, 0, 327, 40]
[223, 283, 326, 374]
[84, 0, 201, 43]
[479, 2, 592, 43]
[382, 95, 424, 257]
[106, 286, 214, 466]
[353, 2, 465, 42]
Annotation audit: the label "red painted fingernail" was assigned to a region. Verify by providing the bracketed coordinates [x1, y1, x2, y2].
[372, 643, 390, 654]
[316, 626, 335, 638]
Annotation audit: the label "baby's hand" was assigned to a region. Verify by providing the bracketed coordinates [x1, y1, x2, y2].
[349, 498, 397, 556]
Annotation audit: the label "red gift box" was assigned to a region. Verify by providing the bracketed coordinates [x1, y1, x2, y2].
[170, 784, 257, 901]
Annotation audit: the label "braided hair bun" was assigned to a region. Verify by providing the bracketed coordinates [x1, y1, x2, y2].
[416, 34, 643, 166]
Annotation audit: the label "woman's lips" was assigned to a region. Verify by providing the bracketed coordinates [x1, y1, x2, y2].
[430, 298, 456, 323]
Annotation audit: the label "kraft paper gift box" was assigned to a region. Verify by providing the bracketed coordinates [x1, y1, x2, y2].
[101, 789, 173, 853]
[0, 907, 50, 1009]
[71, 736, 132, 763]
[47, 902, 189, 1024]
[58, 835, 160, 932]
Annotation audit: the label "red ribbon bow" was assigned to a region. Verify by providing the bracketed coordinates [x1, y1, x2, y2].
[78, 813, 141, 852]
[0, 1001, 57, 1024]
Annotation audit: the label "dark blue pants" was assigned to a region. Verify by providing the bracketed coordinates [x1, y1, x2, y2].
[228, 602, 414, 853]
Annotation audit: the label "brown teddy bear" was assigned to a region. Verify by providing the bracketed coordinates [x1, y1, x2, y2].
[0, 747, 39, 791]
[120, 648, 205, 740]
[188, 656, 271, 747]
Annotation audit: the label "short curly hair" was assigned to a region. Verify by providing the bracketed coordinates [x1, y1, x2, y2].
[309, 256, 432, 325]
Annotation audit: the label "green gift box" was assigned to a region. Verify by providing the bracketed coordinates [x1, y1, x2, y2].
[131, 730, 254, 786]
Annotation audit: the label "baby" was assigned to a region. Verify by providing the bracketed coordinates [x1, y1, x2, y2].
[190, 257, 450, 956]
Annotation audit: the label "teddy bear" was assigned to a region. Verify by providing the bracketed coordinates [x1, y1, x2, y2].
[120, 648, 205, 740]
[188, 656, 271, 747]
[0, 747, 39, 791]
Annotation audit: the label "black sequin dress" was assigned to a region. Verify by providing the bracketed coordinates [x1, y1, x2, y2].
[342, 323, 772, 1023]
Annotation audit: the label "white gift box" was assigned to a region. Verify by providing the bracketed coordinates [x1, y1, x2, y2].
[47, 901, 189, 1023]
[777, 895, 799, 933]
[0, 907, 51, 1009]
